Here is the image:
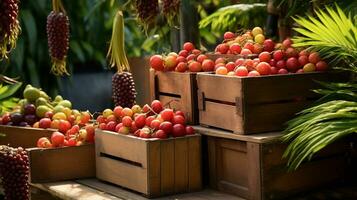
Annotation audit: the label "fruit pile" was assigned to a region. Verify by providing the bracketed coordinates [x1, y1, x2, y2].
[150, 42, 215, 72]
[0, 146, 30, 200]
[97, 100, 195, 139]
[215, 27, 275, 55]
[214, 38, 328, 76]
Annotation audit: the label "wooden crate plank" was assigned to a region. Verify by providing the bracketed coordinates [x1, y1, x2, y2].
[181, 73, 196, 124]
[160, 139, 175, 195]
[188, 135, 202, 191]
[156, 72, 189, 95]
[247, 142, 262, 200]
[207, 137, 217, 188]
[95, 130, 148, 167]
[174, 137, 189, 193]
[28, 145, 95, 183]
[197, 73, 242, 103]
[159, 95, 184, 113]
[149, 69, 156, 102]
[147, 141, 161, 197]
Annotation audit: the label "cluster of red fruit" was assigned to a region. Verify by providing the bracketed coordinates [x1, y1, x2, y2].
[215, 27, 275, 55]
[35, 113, 94, 148]
[215, 38, 328, 76]
[150, 42, 215, 73]
[97, 100, 195, 139]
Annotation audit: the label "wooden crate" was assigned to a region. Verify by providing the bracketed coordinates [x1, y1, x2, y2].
[149, 69, 198, 124]
[28, 144, 96, 183]
[197, 126, 352, 200]
[197, 72, 346, 134]
[95, 130, 202, 198]
[0, 125, 54, 148]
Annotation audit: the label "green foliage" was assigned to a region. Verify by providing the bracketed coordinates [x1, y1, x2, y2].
[0, 82, 22, 115]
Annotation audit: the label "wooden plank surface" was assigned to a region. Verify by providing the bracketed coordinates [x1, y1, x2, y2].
[147, 141, 161, 197]
[188, 135, 202, 192]
[194, 126, 282, 143]
[247, 142, 262, 200]
[160, 140, 175, 195]
[174, 137, 189, 193]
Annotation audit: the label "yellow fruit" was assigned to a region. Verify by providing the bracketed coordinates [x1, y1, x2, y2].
[254, 34, 265, 44]
[303, 63, 316, 72]
[131, 105, 142, 114]
[53, 105, 64, 113]
[72, 109, 80, 118]
[33, 122, 40, 128]
[52, 112, 67, 120]
[103, 109, 113, 118]
[62, 107, 72, 117]
[252, 27, 263, 37]
[227, 71, 235, 76]
[51, 120, 60, 129]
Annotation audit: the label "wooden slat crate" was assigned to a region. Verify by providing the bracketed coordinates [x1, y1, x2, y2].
[149, 69, 199, 124]
[197, 72, 346, 134]
[95, 129, 202, 198]
[197, 126, 352, 200]
[0, 125, 54, 148]
[28, 144, 96, 183]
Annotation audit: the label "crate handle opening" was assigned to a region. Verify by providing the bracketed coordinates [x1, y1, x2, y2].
[100, 152, 143, 168]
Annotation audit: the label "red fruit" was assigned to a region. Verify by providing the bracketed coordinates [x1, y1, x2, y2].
[115, 123, 123, 132]
[245, 59, 255, 71]
[68, 124, 79, 135]
[119, 126, 130, 135]
[225, 62, 236, 72]
[106, 121, 117, 131]
[230, 43, 241, 54]
[99, 123, 107, 130]
[286, 57, 299, 71]
[161, 109, 174, 121]
[282, 38, 293, 48]
[155, 130, 168, 139]
[269, 59, 276, 67]
[96, 115, 106, 124]
[285, 47, 298, 58]
[130, 122, 138, 133]
[316, 61, 328, 71]
[150, 119, 161, 130]
[278, 68, 289, 74]
[1, 114, 10, 125]
[176, 56, 186, 63]
[271, 67, 278, 74]
[37, 137, 50, 148]
[67, 138, 77, 146]
[175, 111, 185, 118]
[172, 124, 186, 137]
[186, 54, 196, 61]
[159, 121, 173, 134]
[263, 39, 275, 52]
[188, 61, 202, 72]
[298, 55, 309, 66]
[185, 126, 195, 135]
[135, 114, 146, 128]
[308, 52, 321, 64]
[259, 51, 271, 62]
[202, 59, 215, 71]
[133, 129, 140, 137]
[164, 55, 178, 71]
[256, 62, 271, 75]
[58, 120, 71, 133]
[273, 50, 284, 61]
[296, 69, 304, 73]
[235, 58, 245, 66]
[39, 118, 52, 129]
[197, 54, 208, 63]
[192, 49, 201, 55]
[183, 42, 195, 52]
[299, 50, 309, 57]
[235, 66, 249, 77]
[240, 48, 252, 56]
[248, 70, 260, 77]
[217, 43, 229, 54]
[63, 139, 69, 146]
[44, 111, 54, 119]
[178, 50, 189, 57]
[215, 57, 226, 64]
[215, 66, 228, 75]
[145, 116, 155, 127]
[172, 115, 185, 125]
[176, 62, 188, 72]
[51, 132, 65, 147]
[252, 43, 263, 54]
[142, 104, 152, 115]
[244, 43, 255, 52]
[151, 100, 163, 114]
[139, 128, 151, 138]
[122, 116, 133, 127]
[67, 115, 76, 125]
[106, 115, 117, 123]
[85, 125, 95, 143]
[276, 60, 286, 69]
[150, 55, 164, 71]
[224, 31, 235, 40]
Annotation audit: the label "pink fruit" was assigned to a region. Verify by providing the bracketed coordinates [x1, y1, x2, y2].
[176, 56, 186, 63]
[119, 126, 130, 135]
[271, 67, 278, 74]
[197, 54, 208, 63]
[215, 57, 226, 64]
[185, 126, 195, 135]
[298, 55, 309, 66]
[225, 62, 236, 72]
[172, 115, 185, 125]
[263, 39, 275, 52]
[178, 50, 189, 57]
[172, 124, 186, 137]
[176, 62, 188, 72]
[159, 121, 173, 134]
[151, 100, 163, 113]
[217, 43, 229, 54]
[235, 58, 245, 66]
[161, 109, 174, 121]
[269, 59, 276, 67]
[273, 50, 284, 61]
[296, 69, 304, 73]
[175, 111, 185, 118]
[276, 60, 286, 69]
[235, 66, 249, 77]
[145, 116, 155, 127]
[241, 48, 252, 56]
[252, 43, 263, 54]
[256, 62, 272, 75]
[316, 61, 328, 71]
[188, 61, 202, 72]
[155, 130, 168, 139]
[164, 55, 178, 71]
[135, 114, 146, 128]
[150, 55, 164, 71]
[285, 47, 298, 58]
[259, 51, 271, 62]
[106, 121, 117, 131]
[186, 54, 196, 61]
[282, 38, 293, 48]
[150, 119, 161, 130]
[39, 118, 52, 129]
[230, 43, 241, 54]
[51, 132, 65, 147]
[286, 57, 299, 71]
[299, 50, 309, 57]
[115, 123, 123, 132]
[183, 42, 195, 52]
[278, 68, 288, 74]
[248, 70, 260, 77]
[192, 49, 201, 55]
[202, 59, 215, 71]
[224, 31, 235, 40]
[244, 42, 255, 52]
[308, 52, 321, 64]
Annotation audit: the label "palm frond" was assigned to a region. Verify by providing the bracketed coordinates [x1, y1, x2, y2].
[292, 5, 357, 72]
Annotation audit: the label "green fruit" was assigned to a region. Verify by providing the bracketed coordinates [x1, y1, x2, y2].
[54, 95, 63, 102]
[53, 105, 65, 113]
[23, 87, 41, 102]
[25, 84, 32, 89]
[58, 100, 72, 108]
[36, 105, 52, 118]
[19, 99, 29, 113]
[40, 91, 50, 101]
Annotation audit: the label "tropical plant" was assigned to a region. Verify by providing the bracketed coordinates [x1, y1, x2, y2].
[282, 5, 357, 171]
[0, 76, 22, 115]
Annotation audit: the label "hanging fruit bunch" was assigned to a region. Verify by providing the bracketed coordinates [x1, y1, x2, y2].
[46, 0, 70, 76]
[0, 0, 21, 60]
[162, 0, 181, 26]
[108, 10, 137, 108]
[134, 0, 159, 31]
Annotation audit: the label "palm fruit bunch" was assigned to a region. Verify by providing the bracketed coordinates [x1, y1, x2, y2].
[134, 0, 159, 30]
[0, 146, 30, 200]
[108, 10, 137, 108]
[0, 0, 21, 60]
[46, 0, 70, 76]
[162, 0, 180, 25]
